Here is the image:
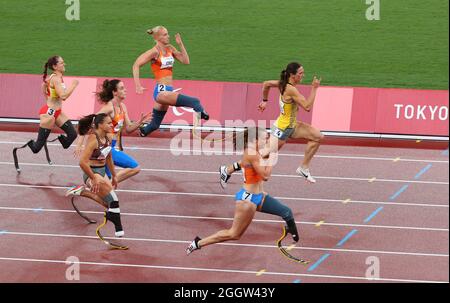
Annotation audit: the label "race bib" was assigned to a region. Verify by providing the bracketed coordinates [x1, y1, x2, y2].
[114, 120, 124, 133]
[272, 127, 285, 139]
[157, 84, 167, 93]
[241, 191, 253, 202]
[100, 146, 112, 158]
[160, 55, 174, 69]
[47, 108, 55, 116]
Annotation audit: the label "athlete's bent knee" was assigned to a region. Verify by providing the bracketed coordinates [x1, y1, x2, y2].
[311, 132, 324, 143]
[28, 127, 51, 153]
[318, 132, 324, 142]
[58, 120, 77, 149]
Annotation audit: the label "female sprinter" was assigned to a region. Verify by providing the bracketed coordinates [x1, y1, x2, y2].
[66, 79, 152, 197]
[77, 113, 125, 241]
[219, 62, 323, 187]
[132, 25, 209, 137]
[186, 127, 300, 255]
[13, 55, 79, 172]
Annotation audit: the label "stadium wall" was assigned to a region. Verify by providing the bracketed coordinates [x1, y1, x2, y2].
[0, 73, 448, 137]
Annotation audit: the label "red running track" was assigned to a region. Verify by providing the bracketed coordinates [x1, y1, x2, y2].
[0, 131, 448, 283]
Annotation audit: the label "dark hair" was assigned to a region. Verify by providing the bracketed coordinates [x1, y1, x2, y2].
[233, 127, 267, 151]
[96, 79, 121, 103]
[78, 113, 109, 135]
[43, 56, 61, 82]
[279, 62, 302, 95]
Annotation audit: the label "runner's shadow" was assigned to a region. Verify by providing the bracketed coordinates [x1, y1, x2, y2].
[133, 175, 187, 193]
[15, 172, 66, 187]
[15, 172, 71, 207]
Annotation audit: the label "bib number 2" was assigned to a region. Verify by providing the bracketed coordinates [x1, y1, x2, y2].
[158, 84, 166, 93]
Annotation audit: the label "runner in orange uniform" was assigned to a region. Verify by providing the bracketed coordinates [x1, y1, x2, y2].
[132, 26, 209, 137]
[186, 127, 300, 255]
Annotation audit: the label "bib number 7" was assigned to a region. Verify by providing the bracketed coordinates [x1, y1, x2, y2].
[242, 191, 253, 202]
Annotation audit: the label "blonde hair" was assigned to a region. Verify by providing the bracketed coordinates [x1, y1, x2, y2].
[146, 26, 165, 38]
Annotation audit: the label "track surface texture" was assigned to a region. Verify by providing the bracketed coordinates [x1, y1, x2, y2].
[0, 131, 448, 283]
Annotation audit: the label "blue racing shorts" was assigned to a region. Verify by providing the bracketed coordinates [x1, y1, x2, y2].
[153, 84, 174, 101]
[105, 139, 139, 177]
[235, 188, 265, 207]
[270, 124, 295, 141]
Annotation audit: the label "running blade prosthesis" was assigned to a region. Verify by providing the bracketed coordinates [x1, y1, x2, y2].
[71, 196, 97, 224]
[13, 140, 54, 173]
[277, 226, 310, 264]
[96, 213, 129, 250]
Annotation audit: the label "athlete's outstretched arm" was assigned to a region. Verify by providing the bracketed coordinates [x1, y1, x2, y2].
[258, 80, 279, 112]
[248, 153, 273, 181]
[53, 76, 78, 101]
[79, 135, 99, 183]
[41, 83, 47, 97]
[171, 33, 190, 64]
[132, 49, 158, 94]
[291, 76, 321, 112]
[121, 103, 152, 134]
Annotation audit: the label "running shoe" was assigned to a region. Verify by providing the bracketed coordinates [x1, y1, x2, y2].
[296, 167, 316, 183]
[139, 123, 148, 137]
[201, 111, 209, 120]
[196, 111, 209, 121]
[186, 236, 201, 255]
[65, 185, 85, 197]
[219, 165, 231, 189]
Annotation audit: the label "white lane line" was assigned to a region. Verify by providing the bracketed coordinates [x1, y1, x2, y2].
[123, 147, 450, 164]
[0, 140, 448, 163]
[0, 162, 448, 185]
[0, 204, 448, 232]
[0, 182, 448, 209]
[0, 230, 447, 258]
[0, 256, 446, 283]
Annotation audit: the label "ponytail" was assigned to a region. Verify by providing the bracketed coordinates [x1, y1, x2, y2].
[146, 25, 164, 38]
[278, 62, 302, 94]
[42, 63, 49, 82]
[96, 79, 121, 103]
[42, 55, 61, 82]
[78, 114, 96, 135]
[278, 69, 289, 95]
[78, 113, 109, 135]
